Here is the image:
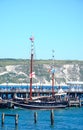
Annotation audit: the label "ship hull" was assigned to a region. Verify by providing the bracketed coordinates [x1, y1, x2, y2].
[13, 101, 68, 110]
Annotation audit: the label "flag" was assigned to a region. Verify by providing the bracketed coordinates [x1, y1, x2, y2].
[29, 36, 34, 42]
[29, 72, 35, 78]
[48, 67, 56, 74]
[51, 68, 55, 74]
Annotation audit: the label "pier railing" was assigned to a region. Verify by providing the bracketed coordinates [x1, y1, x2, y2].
[0, 88, 83, 93]
[0, 87, 83, 100]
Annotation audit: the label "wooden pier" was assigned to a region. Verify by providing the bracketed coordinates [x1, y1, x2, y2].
[0, 87, 83, 107]
[0, 88, 83, 99]
[68, 98, 81, 107]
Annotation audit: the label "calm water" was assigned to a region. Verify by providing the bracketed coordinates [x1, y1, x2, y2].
[0, 107, 83, 130]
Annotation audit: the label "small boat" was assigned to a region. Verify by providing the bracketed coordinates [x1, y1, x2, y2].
[0, 97, 14, 109]
[0, 97, 8, 108]
[13, 37, 68, 109]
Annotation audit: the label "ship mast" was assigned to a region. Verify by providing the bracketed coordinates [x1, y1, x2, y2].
[52, 50, 55, 97]
[29, 36, 34, 100]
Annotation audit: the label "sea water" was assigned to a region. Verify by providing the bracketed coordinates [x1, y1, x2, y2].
[0, 107, 83, 130]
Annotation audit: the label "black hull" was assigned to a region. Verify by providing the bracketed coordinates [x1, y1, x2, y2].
[13, 101, 68, 110]
[0, 102, 14, 109]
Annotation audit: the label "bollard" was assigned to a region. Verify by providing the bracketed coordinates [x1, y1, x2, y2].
[50, 110, 54, 125]
[2, 113, 5, 125]
[15, 114, 18, 125]
[34, 112, 37, 123]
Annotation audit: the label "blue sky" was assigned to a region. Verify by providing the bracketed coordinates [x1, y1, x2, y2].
[0, 0, 83, 60]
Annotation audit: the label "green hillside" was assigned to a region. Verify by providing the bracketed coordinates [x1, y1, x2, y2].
[0, 59, 83, 84]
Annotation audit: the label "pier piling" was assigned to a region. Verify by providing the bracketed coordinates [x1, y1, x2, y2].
[2, 113, 5, 125]
[34, 112, 37, 123]
[50, 110, 54, 125]
[1, 113, 19, 126]
[15, 114, 19, 125]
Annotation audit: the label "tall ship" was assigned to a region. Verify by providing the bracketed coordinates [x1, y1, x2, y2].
[13, 36, 68, 109]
